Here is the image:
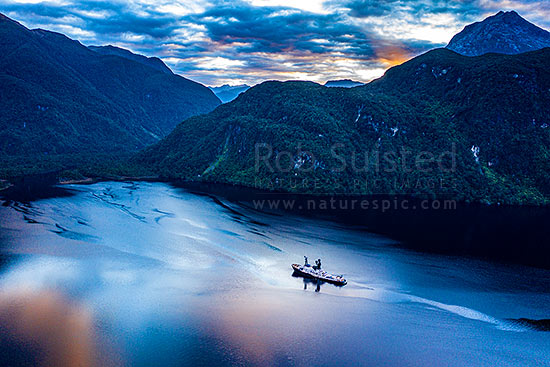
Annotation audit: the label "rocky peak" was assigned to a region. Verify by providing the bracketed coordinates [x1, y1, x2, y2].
[447, 11, 550, 56]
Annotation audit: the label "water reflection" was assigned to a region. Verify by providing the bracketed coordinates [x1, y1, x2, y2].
[0, 254, 13, 272]
[0, 182, 549, 367]
[292, 272, 322, 292]
[0, 289, 108, 367]
[292, 271, 348, 292]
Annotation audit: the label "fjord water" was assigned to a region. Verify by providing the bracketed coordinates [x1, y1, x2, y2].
[0, 182, 549, 366]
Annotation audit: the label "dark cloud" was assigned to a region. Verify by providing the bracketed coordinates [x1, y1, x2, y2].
[0, 0, 449, 84]
[188, 5, 378, 56]
[344, 0, 480, 22]
[345, 0, 399, 17]
[407, 0, 480, 20]
[1, 1, 180, 39]
[2, 0, 547, 85]
[89, 15, 176, 39]
[184, 3, 439, 63]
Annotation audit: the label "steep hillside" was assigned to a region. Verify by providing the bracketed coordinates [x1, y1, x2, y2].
[88, 45, 173, 75]
[138, 48, 550, 205]
[0, 13, 220, 158]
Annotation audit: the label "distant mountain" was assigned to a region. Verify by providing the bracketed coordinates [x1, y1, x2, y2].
[209, 84, 251, 103]
[88, 45, 173, 75]
[0, 13, 220, 158]
[324, 79, 364, 88]
[139, 48, 550, 205]
[447, 11, 550, 56]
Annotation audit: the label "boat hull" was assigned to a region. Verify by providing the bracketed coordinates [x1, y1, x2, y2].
[291, 264, 347, 286]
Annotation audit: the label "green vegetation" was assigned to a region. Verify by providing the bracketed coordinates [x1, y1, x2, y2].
[137, 48, 550, 205]
[3, 9, 550, 206]
[0, 14, 220, 158]
[0, 153, 153, 182]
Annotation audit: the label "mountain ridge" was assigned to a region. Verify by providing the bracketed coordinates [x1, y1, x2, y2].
[88, 45, 173, 75]
[0, 13, 221, 158]
[209, 84, 251, 103]
[447, 11, 550, 56]
[138, 47, 550, 205]
[324, 79, 364, 88]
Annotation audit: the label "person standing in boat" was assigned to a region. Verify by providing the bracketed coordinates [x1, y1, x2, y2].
[314, 259, 322, 270]
[304, 256, 309, 267]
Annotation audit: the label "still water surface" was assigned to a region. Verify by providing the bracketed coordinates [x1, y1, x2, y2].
[0, 182, 549, 366]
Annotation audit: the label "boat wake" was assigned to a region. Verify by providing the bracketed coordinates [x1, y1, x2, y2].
[341, 283, 529, 332]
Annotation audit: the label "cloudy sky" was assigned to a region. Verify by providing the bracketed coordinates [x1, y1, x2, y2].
[2, 0, 549, 86]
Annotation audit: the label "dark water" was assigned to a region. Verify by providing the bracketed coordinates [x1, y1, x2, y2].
[0, 182, 549, 366]
[181, 182, 550, 269]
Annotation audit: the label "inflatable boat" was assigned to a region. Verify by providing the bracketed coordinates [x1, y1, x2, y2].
[291, 263, 347, 286]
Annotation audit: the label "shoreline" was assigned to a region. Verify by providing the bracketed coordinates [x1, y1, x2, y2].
[2, 167, 548, 209]
[58, 175, 163, 185]
[3, 177, 550, 269]
[163, 181, 550, 270]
